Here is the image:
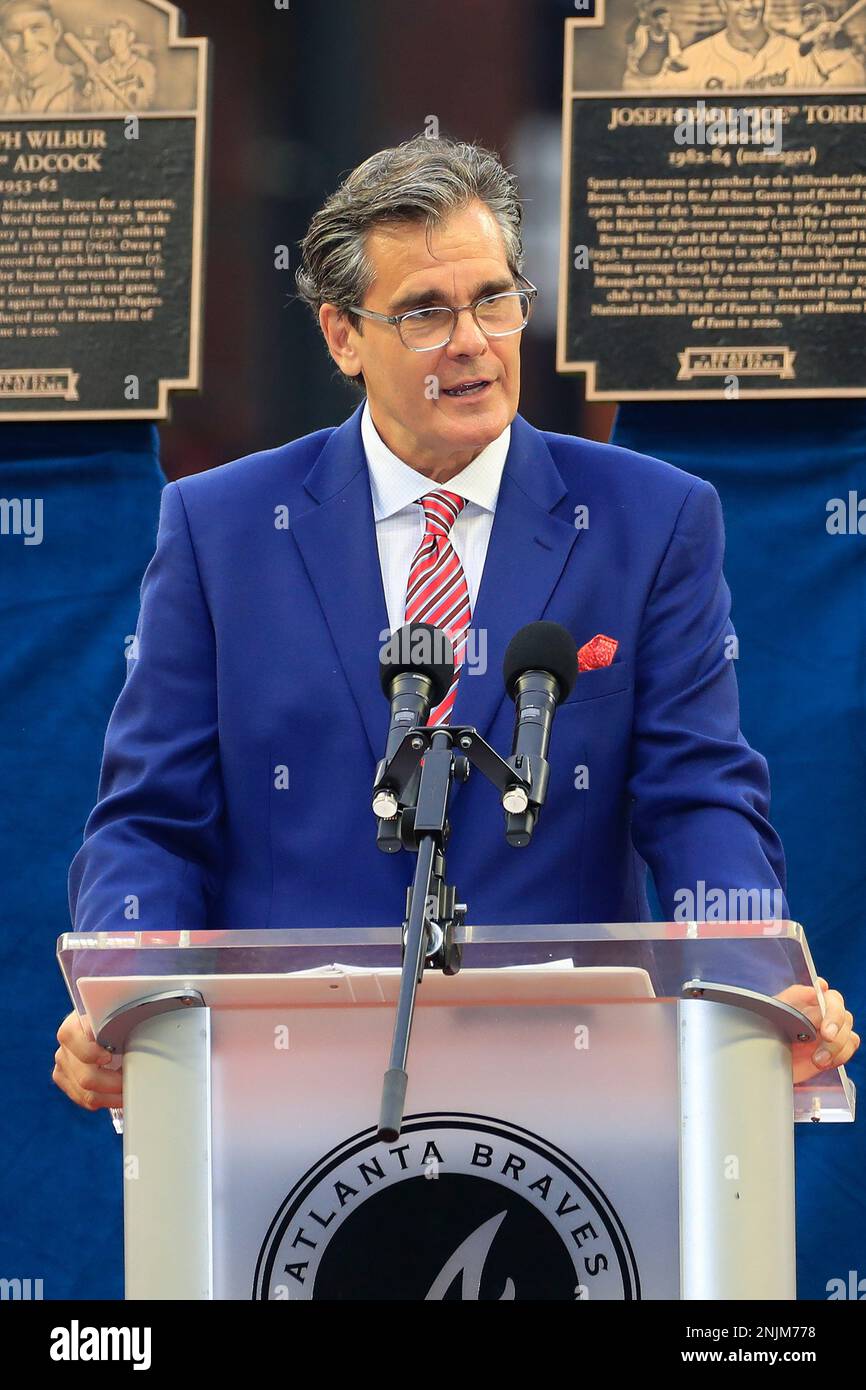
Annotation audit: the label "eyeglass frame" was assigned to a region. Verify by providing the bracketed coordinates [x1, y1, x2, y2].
[345, 273, 538, 351]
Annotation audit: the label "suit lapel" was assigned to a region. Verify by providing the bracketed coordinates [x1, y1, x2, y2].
[291, 405, 390, 763]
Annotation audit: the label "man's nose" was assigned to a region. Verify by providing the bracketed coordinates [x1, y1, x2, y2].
[446, 307, 488, 356]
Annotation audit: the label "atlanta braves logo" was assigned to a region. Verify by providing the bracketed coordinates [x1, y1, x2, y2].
[253, 1113, 639, 1300]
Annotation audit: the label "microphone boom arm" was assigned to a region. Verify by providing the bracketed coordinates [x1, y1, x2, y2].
[373, 722, 538, 1142]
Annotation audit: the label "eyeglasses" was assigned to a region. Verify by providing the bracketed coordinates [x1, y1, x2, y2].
[347, 274, 538, 352]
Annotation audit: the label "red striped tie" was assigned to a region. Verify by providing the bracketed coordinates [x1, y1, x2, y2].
[404, 489, 471, 725]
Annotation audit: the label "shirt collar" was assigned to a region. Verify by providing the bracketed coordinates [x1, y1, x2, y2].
[361, 399, 510, 522]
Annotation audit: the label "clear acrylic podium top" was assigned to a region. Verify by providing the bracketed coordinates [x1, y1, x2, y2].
[57, 919, 856, 1122]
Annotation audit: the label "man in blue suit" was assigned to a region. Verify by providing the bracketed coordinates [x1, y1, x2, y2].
[54, 136, 858, 1109]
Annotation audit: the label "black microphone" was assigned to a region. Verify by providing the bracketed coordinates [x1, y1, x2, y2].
[501, 621, 578, 846]
[372, 624, 455, 824]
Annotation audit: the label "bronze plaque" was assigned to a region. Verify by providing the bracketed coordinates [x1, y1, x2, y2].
[0, 0, 209, 419]
[558, 2, 866, 399]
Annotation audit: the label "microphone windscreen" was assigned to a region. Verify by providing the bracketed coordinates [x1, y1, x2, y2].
[503, 621, 578, 701]
[379, 623, 455, 704]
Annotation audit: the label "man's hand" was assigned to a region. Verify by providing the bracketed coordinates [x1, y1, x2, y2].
[778, 979, 860, 1084]
[53, 1010, 123, 1112]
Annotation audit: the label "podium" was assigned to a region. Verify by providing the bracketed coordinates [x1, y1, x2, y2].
[58, 921, 855, 1301]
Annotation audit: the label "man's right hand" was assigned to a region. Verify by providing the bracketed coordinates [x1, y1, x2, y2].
[53, 1010, 123, 1112]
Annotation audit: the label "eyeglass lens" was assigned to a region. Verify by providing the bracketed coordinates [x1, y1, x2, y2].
[400, 292, 531, 348]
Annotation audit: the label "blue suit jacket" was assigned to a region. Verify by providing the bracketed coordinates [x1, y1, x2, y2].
[69, 404, 787, 934]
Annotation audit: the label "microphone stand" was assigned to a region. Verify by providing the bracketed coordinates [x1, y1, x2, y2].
[373, 723, 543, 1142]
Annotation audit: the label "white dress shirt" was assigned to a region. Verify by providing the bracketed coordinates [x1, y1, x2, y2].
[361, 399, 511, 635]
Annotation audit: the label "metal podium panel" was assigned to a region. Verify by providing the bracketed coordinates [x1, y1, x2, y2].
[678, 999, 796, 1300]
[208, 994, 679, 1300]
[122, 1005, 213, 1300]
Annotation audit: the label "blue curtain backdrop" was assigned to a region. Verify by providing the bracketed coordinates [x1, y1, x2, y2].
[613, 401, 866, 1300]
[1, 423, 163, 1301]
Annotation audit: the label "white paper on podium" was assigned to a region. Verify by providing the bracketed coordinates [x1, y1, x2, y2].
[285, 960, 656, 1002]
[285, 958, 578, 977]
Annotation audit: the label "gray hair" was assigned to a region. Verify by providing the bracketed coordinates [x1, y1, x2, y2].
[295, 136, 525, 388]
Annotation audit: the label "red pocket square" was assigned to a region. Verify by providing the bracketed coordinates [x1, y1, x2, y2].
[578, 634, 619, 672]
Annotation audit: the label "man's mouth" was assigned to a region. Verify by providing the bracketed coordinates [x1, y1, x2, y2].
[442, 379, 493, 398]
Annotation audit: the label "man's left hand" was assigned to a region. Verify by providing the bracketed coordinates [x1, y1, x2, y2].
[778, 978, 860, 1084]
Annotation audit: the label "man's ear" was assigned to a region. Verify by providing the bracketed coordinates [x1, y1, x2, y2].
[319, 303, 363, 380]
